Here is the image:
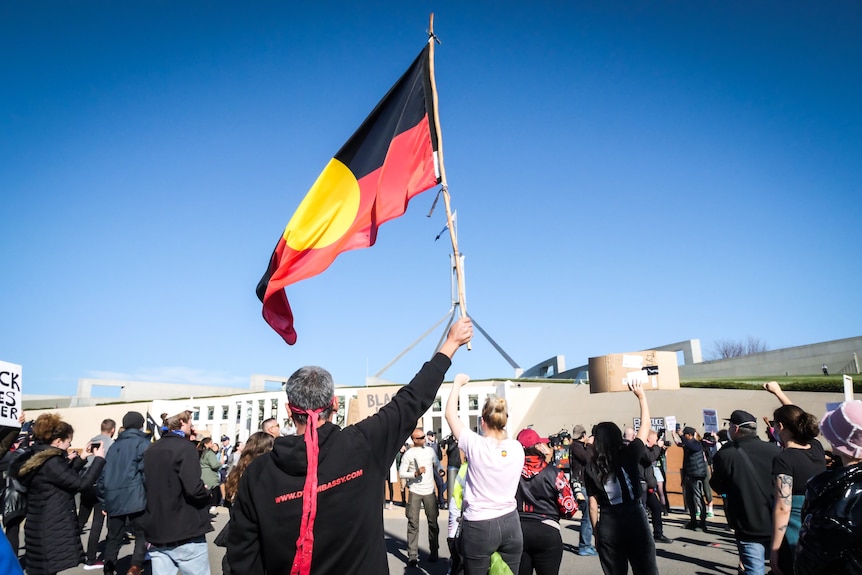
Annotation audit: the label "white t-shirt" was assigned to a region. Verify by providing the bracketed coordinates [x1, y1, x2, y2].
[458, 427, 524, 521]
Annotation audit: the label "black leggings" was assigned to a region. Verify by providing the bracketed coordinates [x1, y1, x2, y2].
[519, 519, 563, 575]
[596, 502, 658, 575]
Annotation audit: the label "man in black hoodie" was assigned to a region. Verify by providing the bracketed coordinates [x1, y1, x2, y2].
[228, 318, 473, 575]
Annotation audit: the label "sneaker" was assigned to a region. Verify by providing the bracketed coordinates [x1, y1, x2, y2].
[83, 561, 105, 571]
[684, 521, 697, 530]
[209, 506, 218, 514]
[577, 547, 598, 556]
[654, 535, 673, 543]
[407, 558, 419, 568]
[706, 511, 714, 518]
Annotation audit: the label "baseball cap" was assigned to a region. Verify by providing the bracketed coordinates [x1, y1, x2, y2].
[820, 401, 862, 459]
[682, 426, 697, 436]
[221, 435, 230, 442]
[516, 428, 548, 449]
[725, 410, 757, 427]
[572, 425, 586, 439]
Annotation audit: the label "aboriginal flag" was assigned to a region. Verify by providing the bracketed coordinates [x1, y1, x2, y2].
[257, 45, 441, 345]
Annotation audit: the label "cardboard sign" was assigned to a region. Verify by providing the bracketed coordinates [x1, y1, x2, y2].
[0, 361, 22, 427]
[351, 387, 402, 423]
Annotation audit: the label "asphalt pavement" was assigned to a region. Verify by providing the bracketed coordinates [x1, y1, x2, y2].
[51, 505, 742, 574]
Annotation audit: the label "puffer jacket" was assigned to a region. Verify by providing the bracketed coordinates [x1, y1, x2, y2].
[12, 443, 105, 575]
[795, 462, 862, 575]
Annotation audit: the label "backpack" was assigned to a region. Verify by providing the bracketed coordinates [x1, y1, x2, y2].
[2, 474, 27, 525]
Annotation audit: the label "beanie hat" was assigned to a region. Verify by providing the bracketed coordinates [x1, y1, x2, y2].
[820, 401, 862, 460]
[122, 411, 145, 430]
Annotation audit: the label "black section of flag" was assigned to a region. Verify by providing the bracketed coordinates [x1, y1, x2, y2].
[334, 45, 438, 181]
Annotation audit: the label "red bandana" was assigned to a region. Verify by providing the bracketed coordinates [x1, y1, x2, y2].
[288, 403, 328, 575]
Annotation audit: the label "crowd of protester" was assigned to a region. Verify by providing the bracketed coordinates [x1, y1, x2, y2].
[0, 322, 859, 575]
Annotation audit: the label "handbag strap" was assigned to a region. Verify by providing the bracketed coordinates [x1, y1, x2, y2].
[736, 446, 772, 503]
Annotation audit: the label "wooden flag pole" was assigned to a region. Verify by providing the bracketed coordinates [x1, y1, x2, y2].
[428, 14, 471, 350]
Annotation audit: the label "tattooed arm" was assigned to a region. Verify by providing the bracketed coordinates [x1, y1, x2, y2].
[770, 472, 794, 575]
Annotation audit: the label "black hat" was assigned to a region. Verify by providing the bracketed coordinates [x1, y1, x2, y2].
[221, 435, 231, 442]
[725, 410, 757, 427]
[122, 411, 145, 430]
[682, 426, 697, 436]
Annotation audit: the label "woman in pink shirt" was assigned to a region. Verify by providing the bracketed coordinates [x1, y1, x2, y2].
[446, 373, 525, 574]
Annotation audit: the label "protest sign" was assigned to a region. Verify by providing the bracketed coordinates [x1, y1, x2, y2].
[0, 361, 22, 427]
[702, 408, 719, 433]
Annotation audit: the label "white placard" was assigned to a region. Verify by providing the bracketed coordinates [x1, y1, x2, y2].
[0, 361, 23, 427]
[622, 354, 644, 369]
[844, 375, 854, 402]
[624, 370, 648, 386]
[665, 416, 677, 433]
[702, 408, 719, 433]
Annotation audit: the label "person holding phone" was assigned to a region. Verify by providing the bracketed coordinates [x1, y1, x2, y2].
[79, 418, 115, 570]
[11, 413, 106, 575]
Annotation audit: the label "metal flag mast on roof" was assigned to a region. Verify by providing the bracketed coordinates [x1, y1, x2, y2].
[370, 14, 523, 383]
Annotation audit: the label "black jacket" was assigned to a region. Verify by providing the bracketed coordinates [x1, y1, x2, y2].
[569, 440, 592, 485]
[641, 444, 662, 490]
[228, 353, 452, 575]
[516, 456, 576, 522]
[12, 443, 105, 575]
[98, 428, 150, 516]
[710, 434, 780, 541]
[142, 432, 212, 545]
[795, 462, 862, 575]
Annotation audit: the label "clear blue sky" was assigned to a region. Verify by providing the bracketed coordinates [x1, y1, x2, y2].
[2, 2, 860, 396]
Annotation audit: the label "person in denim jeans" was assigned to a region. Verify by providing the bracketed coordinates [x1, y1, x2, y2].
[569, 425, 597, 556]
[710, 410, 780, 575]
[446, 374, 525, 574]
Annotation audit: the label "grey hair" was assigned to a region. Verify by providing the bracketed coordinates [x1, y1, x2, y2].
[285, 366, 335, 425]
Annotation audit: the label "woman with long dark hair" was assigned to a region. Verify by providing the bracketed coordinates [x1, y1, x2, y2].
[11, 413, 105, 575]
[763, 381, 826, 575]
[584, 383, 657, 575]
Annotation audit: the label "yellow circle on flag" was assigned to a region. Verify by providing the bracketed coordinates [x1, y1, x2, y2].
[284, 159, 361, 251]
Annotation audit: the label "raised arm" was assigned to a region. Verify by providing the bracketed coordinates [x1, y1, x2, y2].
[630, 382, 651, 444]
[764, 381, 793, 406]
[445, 373, 470, 440]
[438, 317, 473, 359]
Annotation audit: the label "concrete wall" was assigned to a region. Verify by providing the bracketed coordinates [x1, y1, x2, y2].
[680, 336, 862, 378]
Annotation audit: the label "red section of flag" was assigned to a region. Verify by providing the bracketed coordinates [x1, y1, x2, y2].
[259, 109, 438, 345]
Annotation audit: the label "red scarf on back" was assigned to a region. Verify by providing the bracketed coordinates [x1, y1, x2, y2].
[288, 404, 328, 575]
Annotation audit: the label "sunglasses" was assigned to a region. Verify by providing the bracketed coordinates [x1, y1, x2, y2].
[413, 435, 426, 440]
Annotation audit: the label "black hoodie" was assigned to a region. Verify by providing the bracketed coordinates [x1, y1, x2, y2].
[228, 353, 451, 575]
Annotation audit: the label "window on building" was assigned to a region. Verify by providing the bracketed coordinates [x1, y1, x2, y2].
[207, 406, 214, 421]
[468, 395, 478, 411]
